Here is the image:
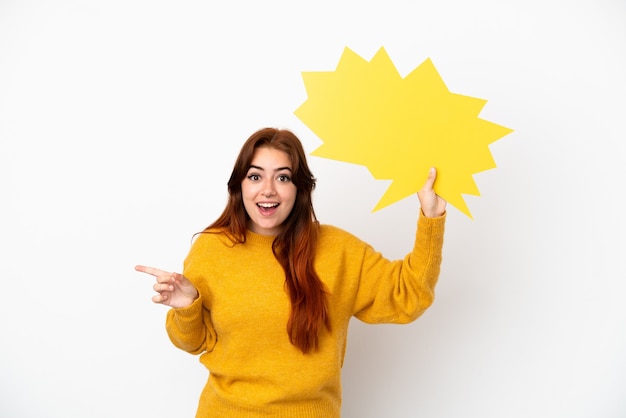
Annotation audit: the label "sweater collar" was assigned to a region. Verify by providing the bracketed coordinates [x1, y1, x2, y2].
[245, 229, 277, 247]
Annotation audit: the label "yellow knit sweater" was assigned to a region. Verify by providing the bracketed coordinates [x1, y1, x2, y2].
[166, 212, 445, 417]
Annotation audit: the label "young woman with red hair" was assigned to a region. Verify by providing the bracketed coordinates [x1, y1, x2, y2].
[136, 127, 447, 418]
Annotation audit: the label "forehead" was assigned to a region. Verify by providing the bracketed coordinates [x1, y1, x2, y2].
[250, 146, 292, 169]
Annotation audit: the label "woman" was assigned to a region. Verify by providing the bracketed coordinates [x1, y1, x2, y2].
[136, 127, 447, 417]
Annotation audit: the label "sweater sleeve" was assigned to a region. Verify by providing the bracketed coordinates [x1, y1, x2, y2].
[164, 235, 218, 355]
[352, 211, 446, 324]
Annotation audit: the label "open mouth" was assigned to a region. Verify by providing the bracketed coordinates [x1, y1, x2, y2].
[257, 202, 279, 214]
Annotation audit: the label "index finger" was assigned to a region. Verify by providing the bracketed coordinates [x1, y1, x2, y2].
[135, 264, 171, 277]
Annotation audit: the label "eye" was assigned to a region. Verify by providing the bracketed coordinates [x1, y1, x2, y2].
[247, 174, 260, 181]
[278, 174, 292, 183]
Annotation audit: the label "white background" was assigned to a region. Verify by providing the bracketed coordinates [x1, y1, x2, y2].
[1, 1, 625, 417]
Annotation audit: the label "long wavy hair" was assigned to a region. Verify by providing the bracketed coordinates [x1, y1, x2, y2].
[202, 127, 331, 353]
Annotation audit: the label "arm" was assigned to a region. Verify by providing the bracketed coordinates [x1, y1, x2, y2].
[352, 167, 447, 323]
[352, 212, 445, 323]
[165, 296, 216, 355]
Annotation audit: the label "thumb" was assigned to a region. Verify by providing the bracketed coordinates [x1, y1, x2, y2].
[422, 167, 437, 191]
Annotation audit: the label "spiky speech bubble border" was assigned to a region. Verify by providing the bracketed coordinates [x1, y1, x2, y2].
[295, 46, 513, 218]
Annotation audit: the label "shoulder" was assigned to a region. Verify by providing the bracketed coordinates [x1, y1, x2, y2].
[318, 223, 351, 238]
[318, 224, 369, 248]
[184, 229, 241, 272]
[191, 230, 220, 246]
[314, 224, 380, 271]
[187, 228, 238, 255]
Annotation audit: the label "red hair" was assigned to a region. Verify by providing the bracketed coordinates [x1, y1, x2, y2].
[202, 127, 331, 353]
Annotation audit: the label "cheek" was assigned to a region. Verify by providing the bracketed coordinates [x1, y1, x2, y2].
[284, 187, 298, 208]
[283, 184, 296, 199]
[240, 185, 256, 212]
[241, 183, 257, 199]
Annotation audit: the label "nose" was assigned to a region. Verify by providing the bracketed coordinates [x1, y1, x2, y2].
[262, 179, 276, 197]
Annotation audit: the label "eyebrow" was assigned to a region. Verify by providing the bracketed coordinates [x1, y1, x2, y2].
[248, 165, 292, 172]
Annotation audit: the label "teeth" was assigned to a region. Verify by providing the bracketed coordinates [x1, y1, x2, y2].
[258, 203, 278, 208]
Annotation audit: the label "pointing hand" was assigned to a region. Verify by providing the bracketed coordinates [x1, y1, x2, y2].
[135, 265, 198, 309]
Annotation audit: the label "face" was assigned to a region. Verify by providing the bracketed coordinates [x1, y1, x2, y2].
[242, 146, 297, 236]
